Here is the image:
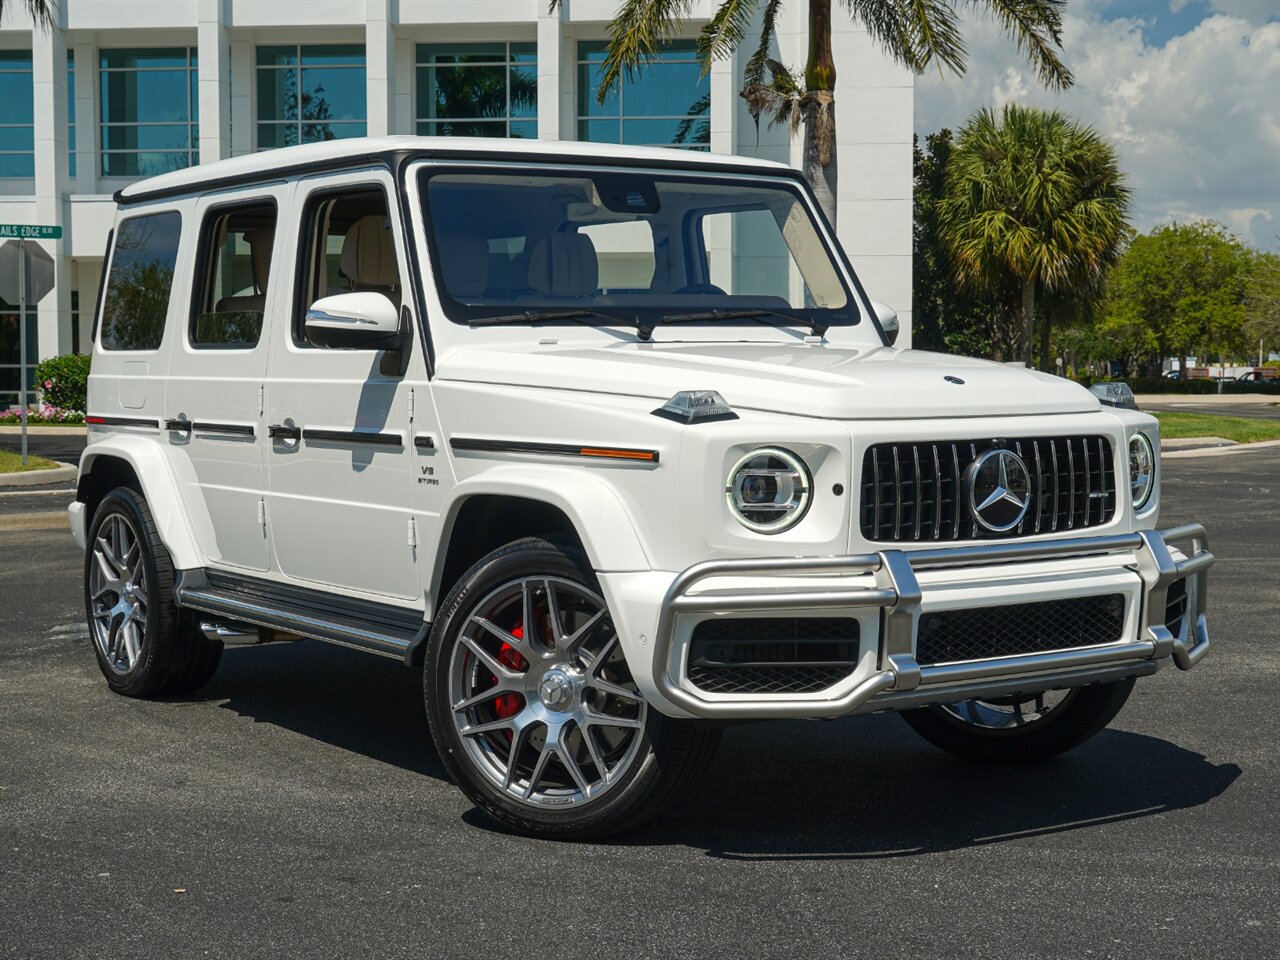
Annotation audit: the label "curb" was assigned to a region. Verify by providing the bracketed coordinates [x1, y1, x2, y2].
[0, 461, 78, 487]
[0, 425, 87, 435]
[1162, 439, 1280, 459]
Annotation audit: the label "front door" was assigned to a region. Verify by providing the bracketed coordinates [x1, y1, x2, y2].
[264, 171, 420, 602]
[164, 189, 285, 571]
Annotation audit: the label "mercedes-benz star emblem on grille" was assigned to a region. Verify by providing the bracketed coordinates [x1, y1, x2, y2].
[966, 448, 1032, 532]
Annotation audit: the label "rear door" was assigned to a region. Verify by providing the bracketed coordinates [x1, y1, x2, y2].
[163, 190, 284, 571]
[263, 170, 420, 601]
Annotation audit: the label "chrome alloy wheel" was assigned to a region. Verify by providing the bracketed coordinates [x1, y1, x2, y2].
[448, 576, 647, 808]
[88, 512, 149, 674]
[938, 688, 1079, 732]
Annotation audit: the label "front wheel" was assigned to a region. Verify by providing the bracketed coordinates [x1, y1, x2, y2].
[424, 538, 720, 839]
[900, 678, 1136, 763]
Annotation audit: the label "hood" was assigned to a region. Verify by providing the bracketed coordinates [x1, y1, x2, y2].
[436, 341, 1101, 420]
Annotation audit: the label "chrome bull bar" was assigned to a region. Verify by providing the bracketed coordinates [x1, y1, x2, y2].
[651, 524, 1213, 720]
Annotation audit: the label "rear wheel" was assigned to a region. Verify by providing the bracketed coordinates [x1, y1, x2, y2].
[424, 538, 720, 839]
[900, 678, 1135, 763]
[85, 487, 222, 697]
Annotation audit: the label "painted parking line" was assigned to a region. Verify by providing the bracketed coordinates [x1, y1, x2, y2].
[0, 511, 70, 531]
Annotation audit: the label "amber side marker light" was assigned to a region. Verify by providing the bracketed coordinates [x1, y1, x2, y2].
[579, 447, 658, 462]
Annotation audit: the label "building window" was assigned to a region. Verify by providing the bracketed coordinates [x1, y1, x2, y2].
[415, 42, 537, 139]
[0, 50, 34, 178]
[99, 47, 199, 178]
[0, 296, 37, 406]
[577, 40, 709, 150]
[67, 50, 76, 178]
[256, 44, 367, 149]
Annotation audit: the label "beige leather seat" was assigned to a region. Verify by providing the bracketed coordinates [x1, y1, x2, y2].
[215, 228, 273, 314]
[526, 233, 598, 299]
[334, 214, 400, 305]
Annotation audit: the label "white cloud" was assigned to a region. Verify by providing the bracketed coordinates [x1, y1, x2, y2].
[914, 5, 1280, 250]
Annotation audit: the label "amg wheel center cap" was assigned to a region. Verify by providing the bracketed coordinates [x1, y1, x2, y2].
[538, 670, 576, 711]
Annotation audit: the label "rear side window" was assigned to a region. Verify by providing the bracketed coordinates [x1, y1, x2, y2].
[100, 211, 182, 351]
[190, 201, 277, 349]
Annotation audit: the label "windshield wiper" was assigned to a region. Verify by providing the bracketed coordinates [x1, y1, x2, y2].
[656, 308, 828, 338]
[468, 308, 656, 340]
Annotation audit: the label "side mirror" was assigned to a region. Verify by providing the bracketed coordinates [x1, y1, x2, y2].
[871, 300, 900, 346]
[305, 292, 403, 351]
[1089, 381, 1139, 410]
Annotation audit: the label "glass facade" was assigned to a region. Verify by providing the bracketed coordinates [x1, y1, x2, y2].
[577, 40, 709, 150]
[68, 50, 75, 178]
[256, 44, 367, 148]
[99, 47, 199, 177]
[415, 42, 536, 139]
[0, 296, 38, 407]
[0, 50, 34, 177]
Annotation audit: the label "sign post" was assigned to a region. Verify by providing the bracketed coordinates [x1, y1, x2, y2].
[0, 224, 63, 465]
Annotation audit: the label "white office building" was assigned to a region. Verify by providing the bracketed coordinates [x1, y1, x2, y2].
[0, 0, 913, 405]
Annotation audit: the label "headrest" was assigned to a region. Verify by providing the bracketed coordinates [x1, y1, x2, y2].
[341, 215, 398, 288]
[243, 228, 273, 293]
[438, 235, 490, 299]
[527, 233, 598, 298]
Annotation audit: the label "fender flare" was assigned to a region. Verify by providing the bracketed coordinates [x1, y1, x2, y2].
[433, 464, 652, 587]
[77, 436, 209, 572]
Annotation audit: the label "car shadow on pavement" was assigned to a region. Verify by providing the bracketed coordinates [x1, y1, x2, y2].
[199, 640, 1240, 858]
[625, 714, 1242, 860]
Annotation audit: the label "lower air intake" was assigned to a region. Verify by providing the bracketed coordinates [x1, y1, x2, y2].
[687, 617, 859, 695]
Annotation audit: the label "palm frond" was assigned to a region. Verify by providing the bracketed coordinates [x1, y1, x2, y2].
[0, 0, 56, 29]
[577, 0, 699, 104]
[966, 0, 1074, 90]
[843, 0, 967, 76]
[697, 0, 760, 68]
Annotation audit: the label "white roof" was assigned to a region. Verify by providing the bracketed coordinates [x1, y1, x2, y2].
[118, 136, 794, 200]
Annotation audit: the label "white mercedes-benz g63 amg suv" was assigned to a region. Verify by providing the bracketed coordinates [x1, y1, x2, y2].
[70, 137, 1212, 838]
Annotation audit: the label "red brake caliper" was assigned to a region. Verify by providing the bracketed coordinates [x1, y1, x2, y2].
[493, 623, 527, 720]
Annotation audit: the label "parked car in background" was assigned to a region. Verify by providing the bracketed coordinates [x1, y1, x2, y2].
[1237, 369, 1277, 383]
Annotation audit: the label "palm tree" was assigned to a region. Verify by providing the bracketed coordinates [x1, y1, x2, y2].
[938, 104, 1131, 367]
[550, 0, 1074, 227]
[0, 0, 54, 29]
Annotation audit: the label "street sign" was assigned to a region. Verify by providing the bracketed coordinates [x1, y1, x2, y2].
[0, 223, 62, 240]
[0, 240, 56, 304]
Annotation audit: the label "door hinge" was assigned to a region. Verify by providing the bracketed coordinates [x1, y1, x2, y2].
[257, 497, 267, 533]
[257, 383, 265, 417]
[408, 386, 415, 424]
[407, 515, 418, 548]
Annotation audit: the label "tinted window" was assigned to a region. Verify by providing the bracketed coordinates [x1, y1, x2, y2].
[100, 211, 182, 351]
[191, 202, 277, 348]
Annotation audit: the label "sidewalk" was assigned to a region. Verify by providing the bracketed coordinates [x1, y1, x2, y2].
[1135, 393, 1278, 406]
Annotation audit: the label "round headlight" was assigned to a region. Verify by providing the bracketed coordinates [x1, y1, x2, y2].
[725, 447, 812, 534]
[1129, 433, 1155, 510]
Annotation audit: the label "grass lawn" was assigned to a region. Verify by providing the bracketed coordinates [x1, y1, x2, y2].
[1154, 412, 1280, 444]
[0, 449, 60, 473]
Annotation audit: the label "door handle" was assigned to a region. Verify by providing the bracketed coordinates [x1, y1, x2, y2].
[165, 417, 193, 436]
[268, 424, 302, 441]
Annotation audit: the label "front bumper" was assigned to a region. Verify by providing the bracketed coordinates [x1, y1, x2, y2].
[645, 524, 1212, 719]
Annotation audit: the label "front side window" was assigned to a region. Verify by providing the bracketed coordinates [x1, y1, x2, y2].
[191, 202, 277, 349]
[416, 42, 537, 139]
[0, 50, 34, 178]
[99, 47, 199, 177]
[420, 168, 854, 330]
[100, 211, 182, 351]
[294, 187, 400, 345]
[577, 40, 709, 150]
[257, 45, 367, 149]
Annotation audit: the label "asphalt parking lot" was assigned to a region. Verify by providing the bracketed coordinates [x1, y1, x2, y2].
[2, 446, 1278, 960]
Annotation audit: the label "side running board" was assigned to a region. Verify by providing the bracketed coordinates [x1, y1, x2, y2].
[174, 569, 427, 661]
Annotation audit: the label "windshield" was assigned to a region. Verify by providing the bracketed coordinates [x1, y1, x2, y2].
[419, 166, 859, 329]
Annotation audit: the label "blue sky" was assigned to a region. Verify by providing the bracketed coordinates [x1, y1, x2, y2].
[914, 0, 1280, 249]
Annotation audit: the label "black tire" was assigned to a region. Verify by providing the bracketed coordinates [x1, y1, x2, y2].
[901, 678, 1136, 763]
[424, 537, 720, 840]
[84, 486, 222, 697]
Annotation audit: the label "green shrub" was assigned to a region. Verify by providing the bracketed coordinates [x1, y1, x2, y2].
[34, 353, 92, 412]
[1105, 377, 1280, 395]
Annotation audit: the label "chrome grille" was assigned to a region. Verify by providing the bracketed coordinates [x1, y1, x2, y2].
[916, 594, 1127, 666]
[859, 435, 1116, 542]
